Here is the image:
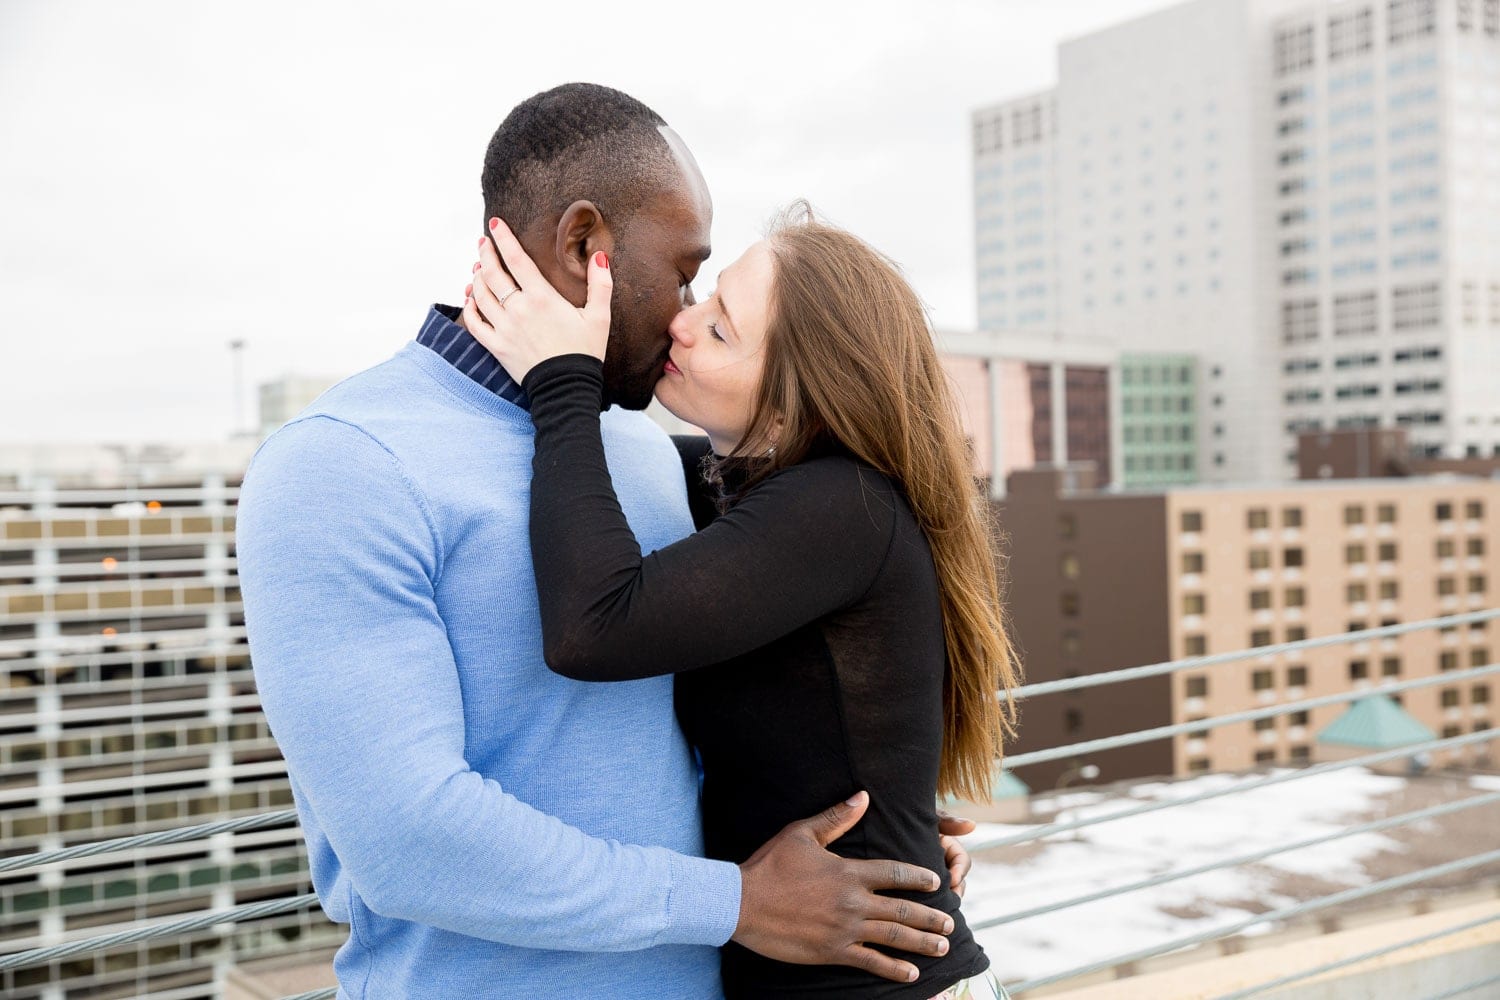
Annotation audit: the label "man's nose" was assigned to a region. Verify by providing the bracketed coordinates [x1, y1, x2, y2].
[682, 284, 697, 307]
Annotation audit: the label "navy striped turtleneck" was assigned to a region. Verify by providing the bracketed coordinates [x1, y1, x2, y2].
[415, 303, 529, 410]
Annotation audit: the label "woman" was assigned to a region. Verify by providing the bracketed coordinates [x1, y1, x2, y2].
[464, 207, 1020, 1000]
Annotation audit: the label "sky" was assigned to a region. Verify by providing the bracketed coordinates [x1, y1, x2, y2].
[0, 0, 1173, 443]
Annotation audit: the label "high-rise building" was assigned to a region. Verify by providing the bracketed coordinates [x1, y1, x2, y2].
[0, 455, 340, 998]
[998, 462, 1497, 788]
[973, 0, 1500, 484]
[1273, 0, 1500, 462]
[257, 376, 338, 440]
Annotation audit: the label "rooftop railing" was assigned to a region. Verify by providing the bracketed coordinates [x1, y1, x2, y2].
[1, 610, 1496, 998]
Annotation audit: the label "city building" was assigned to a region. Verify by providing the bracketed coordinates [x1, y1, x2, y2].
[997, 462, 1497, 788]
[939, 330, 1117, 495]
[257, 376, 339, 440]
[0, 459, 339, 998]
[973, 0, 1500, 483]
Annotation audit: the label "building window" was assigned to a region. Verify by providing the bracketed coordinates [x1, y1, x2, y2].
[1378, 542, 1398, 562]
[1288, 666, 1308, 686]
[1182, 510, 1204, 532]
[1289, 710, 1309, 726]
[1064, 708, 1084, 733]
[1284, 547, 1305, 568]
[1185, 634, 1208, 656]
[1347, 582, 1369, 603]
[1441, 688, 1461, 708]
[1187, 675, 1209, 697]
[1254, 716, 1276, 732]
[1283, 507, 1304, 528]
[1377, 503, 1397, 524]
[1289, 745, 1310, 763]
[1286, 626, 1308, 642]
[1437, 539, 1456, 559]
[1343, 504, 1365, 525]
[1184, 594, 1207, 615]
[1468, 538, 1487, 558]
[1349, 620, 1368, 633]
[1183, 552, 1205, 574]
[1248, 508, 1270, 530]
[1473, 685, 1490, 705]
[1061, 553, 1081, 579]
[1349, 660, 1370, 680]
[1059, 513, 1078, 540]
[1380, 580, 1400, 600]
[1470, 575, 1488, 594]
[1285, 586, 1306, 607]
[1467, 500, 1485, 520]
[1251, 590, 1273, 610]
[1255, 750, 1277, 764]
[1346, 543, 1367, 564]
[1437, 577, 1457, 596]
[1473, 649, 1491, 667]
[1441, 651, 1459, 672]
[1188, 757, 1213, 773]
[1436, 501, 1453, 521]
[1443, 725, 1463, 739]
[1252, 629, 1274, 648]
[1249, 549, 1272, 570]
[1062, 629, 1082, 657]
[1061, 591, 1081, 616]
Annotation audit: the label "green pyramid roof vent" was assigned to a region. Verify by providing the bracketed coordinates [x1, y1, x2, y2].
[1316, 695, 1436, 750]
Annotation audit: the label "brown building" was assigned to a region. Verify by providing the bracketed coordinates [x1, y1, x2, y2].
[1298, 427, 1500, 481]
[998, 465, 1498, 790]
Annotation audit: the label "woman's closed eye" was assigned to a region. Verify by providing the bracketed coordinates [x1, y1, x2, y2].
[709, 322, 726, 342]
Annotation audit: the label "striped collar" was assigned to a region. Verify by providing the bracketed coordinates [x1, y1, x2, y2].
[415, 304, 528, 410]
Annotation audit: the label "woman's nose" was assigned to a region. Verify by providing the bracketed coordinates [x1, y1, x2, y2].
[668, 308, 697, 346]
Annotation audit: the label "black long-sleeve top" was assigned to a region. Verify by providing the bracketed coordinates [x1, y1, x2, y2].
[522, 355, 988, 999]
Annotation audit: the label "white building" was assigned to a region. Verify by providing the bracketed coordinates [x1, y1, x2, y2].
[1273, 0, 1500, 462]
[974, 0, 1500, 483]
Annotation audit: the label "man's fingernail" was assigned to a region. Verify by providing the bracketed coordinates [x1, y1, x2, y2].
[594, 251, 609, 269]
[845, 791, 864, 806]
[907, 968, 919, 983]
[489, 217, 499, 231]
[937, 938, 948, 954]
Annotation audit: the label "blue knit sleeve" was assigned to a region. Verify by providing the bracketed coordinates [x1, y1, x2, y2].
[236, 415, 741, 951]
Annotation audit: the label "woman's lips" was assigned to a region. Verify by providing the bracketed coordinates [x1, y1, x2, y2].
[663, 359, 681, 376]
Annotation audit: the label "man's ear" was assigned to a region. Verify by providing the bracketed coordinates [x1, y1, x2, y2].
[553, 200, 615, 307]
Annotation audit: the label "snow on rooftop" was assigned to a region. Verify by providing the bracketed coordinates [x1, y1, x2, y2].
[959, 766, 1497, 985]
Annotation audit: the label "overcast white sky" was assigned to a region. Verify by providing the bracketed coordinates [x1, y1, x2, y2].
[0, 0, 1171, 443]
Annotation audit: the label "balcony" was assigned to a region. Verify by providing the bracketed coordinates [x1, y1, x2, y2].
[2, 611, 1497, 998]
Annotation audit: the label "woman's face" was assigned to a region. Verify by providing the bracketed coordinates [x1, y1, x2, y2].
[654, 240, 776, 454]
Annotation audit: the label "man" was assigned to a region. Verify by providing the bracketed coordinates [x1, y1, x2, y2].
[237, 84, 969, 999]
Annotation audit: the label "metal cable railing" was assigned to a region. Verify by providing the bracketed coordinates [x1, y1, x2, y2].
[1005, 849, 1500, 994]
[1211, 911, 1500, 1000]
[0, 810, 298, 874]
[0, 894, 318, 971]
[2, 611, 1495, 998]
[972, 789, 1500, 931]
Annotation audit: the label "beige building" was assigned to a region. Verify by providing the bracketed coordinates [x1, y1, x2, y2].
[999, 466, 1497, 788]
[0, 465, 339, 998]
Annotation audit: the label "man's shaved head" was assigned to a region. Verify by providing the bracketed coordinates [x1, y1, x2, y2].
[481, 83, 678, 237]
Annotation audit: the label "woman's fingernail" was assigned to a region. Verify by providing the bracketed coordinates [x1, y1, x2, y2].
[489, 217, 499, 231]
[464, 284, 472, 298]
[478, 237, 485, 250]
[594, 251, 609, 269]
[473, 262, 481, 273]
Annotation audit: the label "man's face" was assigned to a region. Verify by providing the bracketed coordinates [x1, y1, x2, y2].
[601, 129, 713, 410]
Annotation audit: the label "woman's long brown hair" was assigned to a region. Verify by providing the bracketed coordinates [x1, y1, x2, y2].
[728, 204, 1021, 801]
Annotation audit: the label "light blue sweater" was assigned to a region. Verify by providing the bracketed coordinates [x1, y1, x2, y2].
[236, 342, 741, 998]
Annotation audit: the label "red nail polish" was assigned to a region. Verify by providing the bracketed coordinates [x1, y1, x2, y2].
[473, 262, 481, 273]
[594, 251, 609, 269]
[478, 237, 485, 250]
[464, 283, 472, 298]
[489, 218, 499, 231]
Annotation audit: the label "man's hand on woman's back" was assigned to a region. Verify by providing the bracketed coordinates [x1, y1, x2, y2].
[733, 791, 954, 984]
